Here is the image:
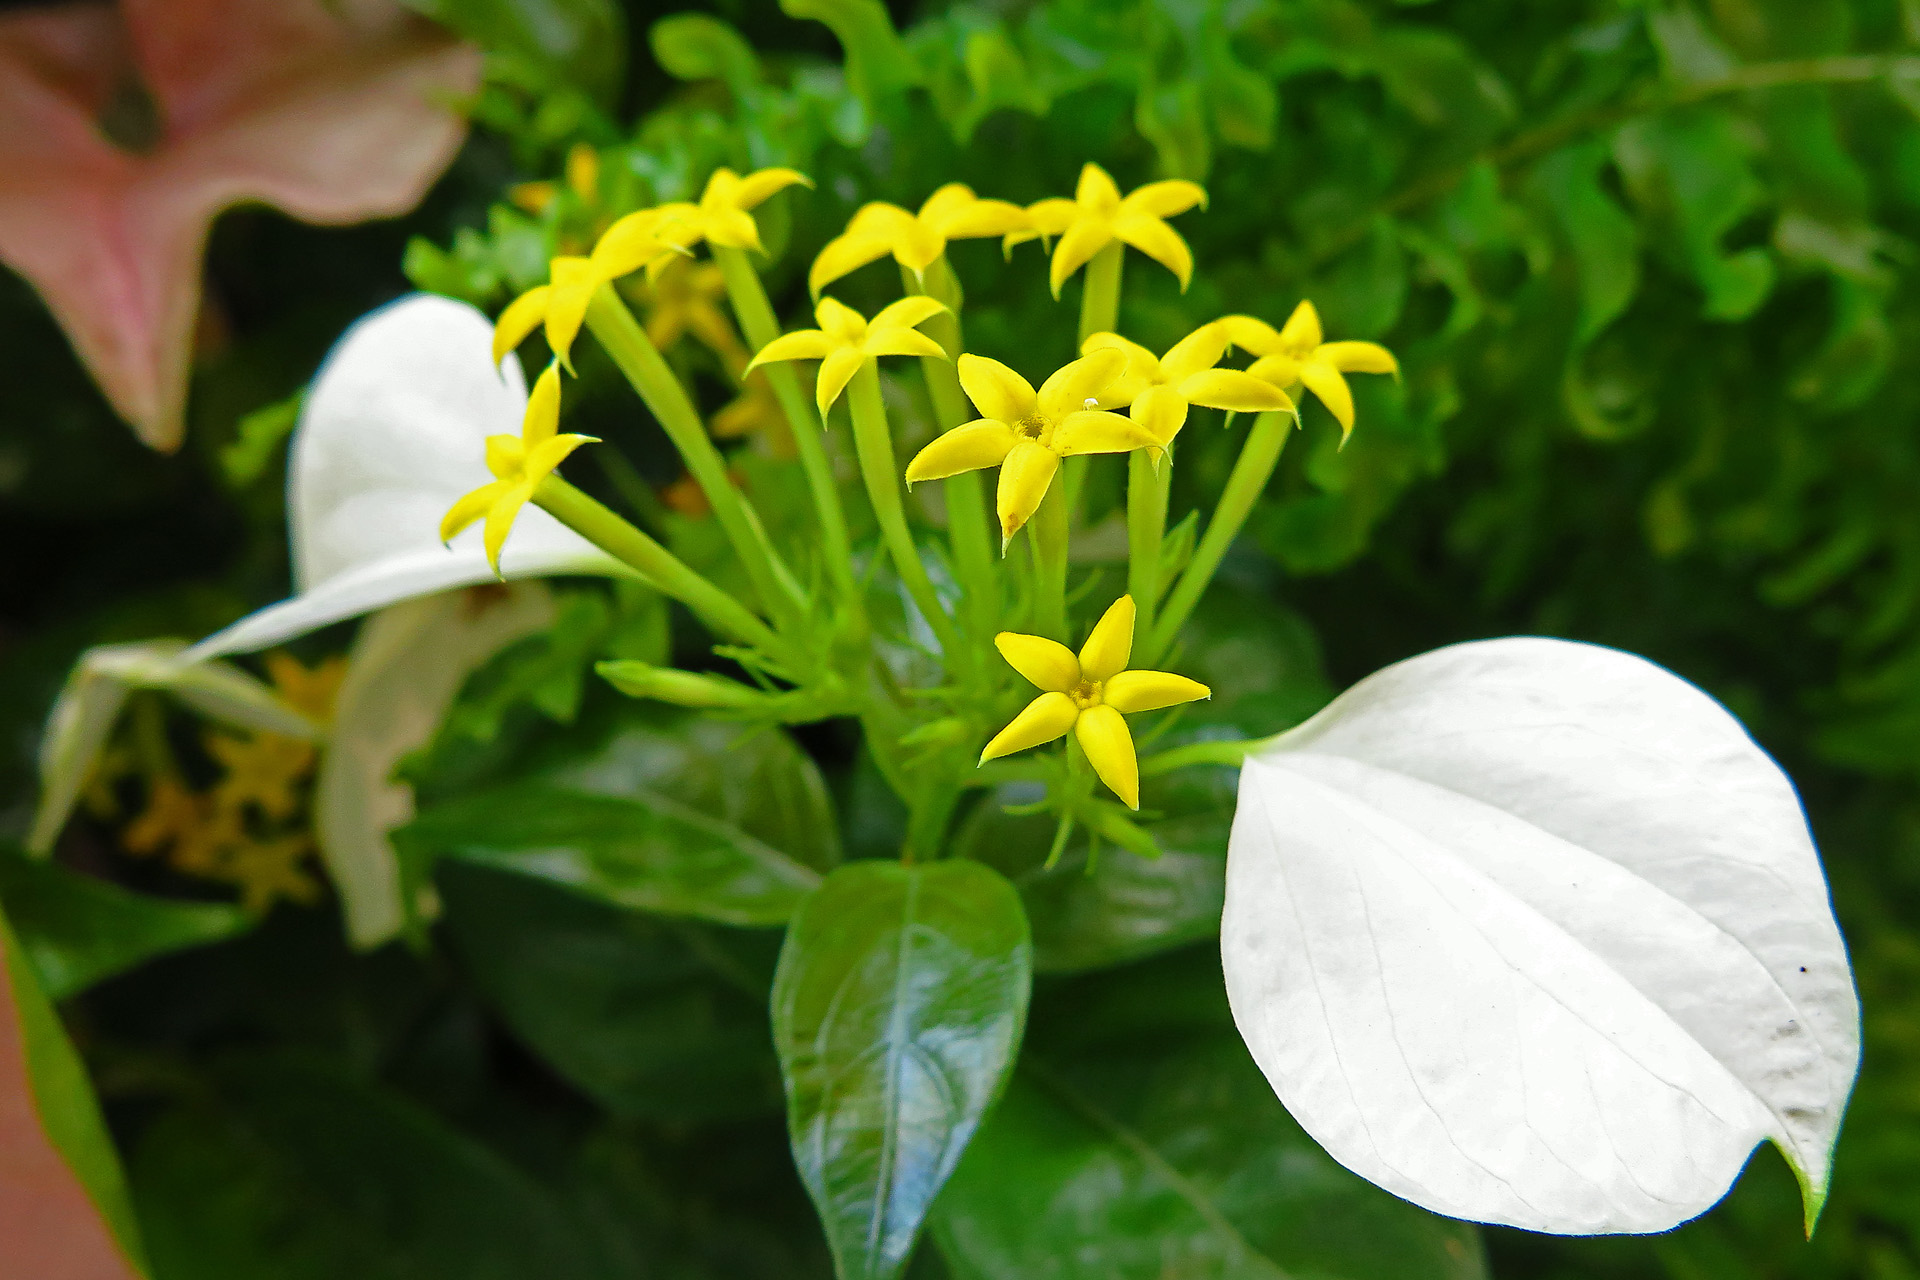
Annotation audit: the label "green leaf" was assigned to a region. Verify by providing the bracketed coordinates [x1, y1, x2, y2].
[779, 0, 920, 111]
[933, 956, 1487, 1280]
[773, 860, 1031, 1280]
[130, 1053, 610, 1279]
[650, 13, 762, 97]
[1529, 140, 1640, 345]
[0, 850, 251, 1001]
[401, 784, 820, 928]
[218, 391, 304, 489]
[403, 0, 626, 104]
[540, 709, 842, 873]
[436, 861, 783, 1122]
[1, 902, 148, 1275]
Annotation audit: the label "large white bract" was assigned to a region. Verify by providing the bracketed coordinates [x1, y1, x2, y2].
[188, 293, 620, 661]
[1222, 636, 1859, 1235]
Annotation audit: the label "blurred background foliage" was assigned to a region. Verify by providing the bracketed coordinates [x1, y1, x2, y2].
[4, 0, 1920, 1275]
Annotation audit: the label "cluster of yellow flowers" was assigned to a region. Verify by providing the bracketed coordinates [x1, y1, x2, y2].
[111, 654, 341, 911]
[454, 161, 1398, 812]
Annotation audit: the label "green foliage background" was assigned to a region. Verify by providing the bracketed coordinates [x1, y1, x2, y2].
[3, 0, 1919, 1275]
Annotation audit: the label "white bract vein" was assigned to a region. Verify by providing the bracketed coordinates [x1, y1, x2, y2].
[1221, 636, 1859, 1235]
[188, 293, 622, 661]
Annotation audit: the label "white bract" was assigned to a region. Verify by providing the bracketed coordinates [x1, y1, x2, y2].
[187, 293, 621, 661]
[1222, 637, 1859, 1236]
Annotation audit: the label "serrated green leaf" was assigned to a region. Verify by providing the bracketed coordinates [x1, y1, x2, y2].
[774, 860, 1031, 1280]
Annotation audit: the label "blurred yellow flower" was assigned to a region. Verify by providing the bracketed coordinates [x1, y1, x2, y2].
[440, 363, 598, 573]
[904, 349, 1155, 544]
[264, 652, 346, 725]
[206, 731, 314, 822]
[809, 183, 1028, 295]
[747, 295, 948, 414]
[1221, 302, 1399, 438]
[217, 833, 324, 914]
[1007, 163, 1207, 298]
[651, 166, 813, 255]
[1083, 326, 1294, 447]
[639, 257, 747, 365]
[980, 595, 1210, 808]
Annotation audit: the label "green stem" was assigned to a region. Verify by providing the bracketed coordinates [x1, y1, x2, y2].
[711, 246, 859, 614]
[846, 362, 962, 659]
[535, 475, 790, 662]
[1138, 738, 1262, 776]
[906, 257, 1000, 640]
[1077, 241, 1125, 345]
[1126, 448, 1169, 638]
[1031, 479, 1070, 642]
[1145, 409, 1294, 666]
[584, 286, 807, 629]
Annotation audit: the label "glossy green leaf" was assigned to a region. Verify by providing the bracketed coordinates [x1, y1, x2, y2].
[773, 860, 1031, 1280]
[0, 903, 148, 1277]
[0, 850, 251, 1001]
[401, 784, 819, 927]
[130, 1053, 609, 1279]
[540, 709, 842, 872]
[933, 953, 1487, 1280]
[437, 860, 783, 1122]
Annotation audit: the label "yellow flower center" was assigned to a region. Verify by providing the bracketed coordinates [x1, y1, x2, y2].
[1014, 413, 1052, 444]
[1070, 678, 1103, 710]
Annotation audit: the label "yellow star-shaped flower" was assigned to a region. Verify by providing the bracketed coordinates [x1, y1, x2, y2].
[439, 363, 598, 574]
[207, 731, 315, 823]
[809, 182, 1029, 295]
[1220, 301, 1399, 438]
[1006, 162, 1207, 298]
[650, 166, 813, 255]
[1083, 325, 1295, 447]
[980, 595, 1210, 809]
[746, 295, 949, 414]
[903, 348, 1157, 544]
[491, 208, 697, 369]
[639, 256, 747, 365]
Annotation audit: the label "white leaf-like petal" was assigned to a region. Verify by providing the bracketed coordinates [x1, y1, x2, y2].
[316, 584, 554, 948]
[1222, 637, 1859, 1236]
[186, 294, 622, 661]
[27, 641, 316, 856]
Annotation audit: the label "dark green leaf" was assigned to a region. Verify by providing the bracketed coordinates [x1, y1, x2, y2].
[131, 1053, 610, 1280]
[400, 784, 819, 927]
[773, 860, 1031, 1280]
[0, 850, 251, 1001]
[437, 861, 783, 1122]
[934, 955, 1487, 1280]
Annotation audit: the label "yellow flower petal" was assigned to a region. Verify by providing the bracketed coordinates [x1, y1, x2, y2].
[544, 257, 598, 369]
[862, 329, 948, 361]
[918, 183, 979, 224]
[595, 210, 673, 280]
[815, 347, 867, 415]
[746, 329, 836, 373]
[440, 481, 503, 543]
[1298, 358, 1355, 433]
[809, 230, 894, 295]
[893, 219, 948, 274]
[733, 166, 813, 208]
[996, 440, 1060, 541]
[1074, 704, 1139, 809]
[481, 480, 536, 576]
[1050, 409, 1160, 457]
[1320, 340, 1400, 376]
[1217, 314, 1284, 356]
[936, 196, 1030, 240]
[980, 691, 1080, 762]
[1179, 368, 1296, 414]
[1103, 669, 1211, 714]
[1038, 347, 1128, 419]
[958, 354, 1039, 424]
[525, 432, 598, 478]
[872, 295, 949, 333]
[705, 204, 764, 251]
[994, 632, 1081, 693]
[1112, 210, 1193, 290]
[522, 362, 564, 448]
[493, 285, 551, 366]
[1006, 197, 1075, 250]
[1075, 162, 1122, 211]
[1246, 353, 1303, 388]
[1159, 323, 1229, 382]
[1128, 387, 1189, 446]
[1277, 299, 1323, 352]
[484, 434, 525, 478]
[1079, 595, 1135, 682]
[1080, 332, 1159, 407]
[1123, 179, 1207, 218]
[1049, 217, 1113, 298]
[815, 296, 870, 343]
[905, 420, 1016, 484]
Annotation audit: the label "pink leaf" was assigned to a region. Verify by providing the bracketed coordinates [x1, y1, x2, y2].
[0, 0, 480, 451]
